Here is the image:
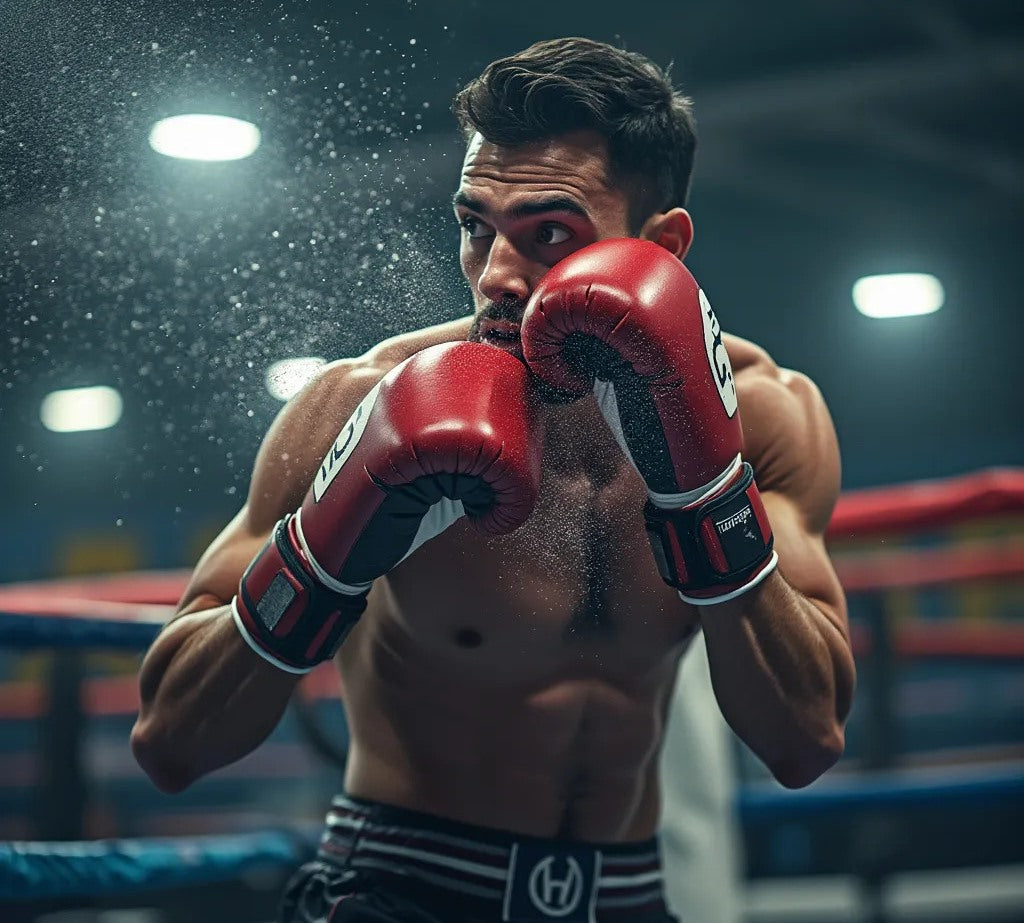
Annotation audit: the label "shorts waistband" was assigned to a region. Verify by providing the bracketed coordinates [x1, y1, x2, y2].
[318, 793, 668, 921]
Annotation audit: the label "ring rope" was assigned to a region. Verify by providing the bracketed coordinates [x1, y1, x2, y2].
[0, 829, 316, 901]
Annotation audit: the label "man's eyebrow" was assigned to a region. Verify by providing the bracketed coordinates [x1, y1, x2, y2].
[453, 191, 487, 214]
[452, 191, 591, 222]
[508, 197, 590, 221]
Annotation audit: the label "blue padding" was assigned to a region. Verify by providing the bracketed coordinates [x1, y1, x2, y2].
[740, 766, 1024, 821]
[0, 611, 161, 651]
[0, 829, 317, 900]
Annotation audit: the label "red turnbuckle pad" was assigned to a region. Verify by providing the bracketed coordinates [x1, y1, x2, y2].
[644, 462, 776, 604]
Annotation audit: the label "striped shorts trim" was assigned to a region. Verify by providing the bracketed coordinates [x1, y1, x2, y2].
[316, 794, 670, 922]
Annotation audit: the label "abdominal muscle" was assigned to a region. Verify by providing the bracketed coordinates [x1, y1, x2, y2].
[337, 458, 699, 842]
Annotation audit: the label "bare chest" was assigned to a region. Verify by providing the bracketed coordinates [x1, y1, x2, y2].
[378, 458, 697, 681]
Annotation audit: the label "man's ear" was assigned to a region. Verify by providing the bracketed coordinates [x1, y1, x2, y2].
[639, 208, 694, 260]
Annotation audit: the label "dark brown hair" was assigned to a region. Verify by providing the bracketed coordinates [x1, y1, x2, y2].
[452, 37, 697, 231]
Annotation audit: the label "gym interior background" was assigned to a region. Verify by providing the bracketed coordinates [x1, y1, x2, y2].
[1, 1, 1022, 921]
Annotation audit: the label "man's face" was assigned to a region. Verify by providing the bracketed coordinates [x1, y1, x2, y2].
[455, 130, 633, 356]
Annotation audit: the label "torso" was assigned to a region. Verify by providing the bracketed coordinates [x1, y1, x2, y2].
[336, 319, 767, 842]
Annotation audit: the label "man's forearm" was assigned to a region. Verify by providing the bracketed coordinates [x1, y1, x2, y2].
[699, 571, 855, 788]
[131, 604, 300, 792]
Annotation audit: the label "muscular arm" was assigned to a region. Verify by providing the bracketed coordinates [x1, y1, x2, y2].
[130, 359, 388, 792]
[700, 344, 856, 788]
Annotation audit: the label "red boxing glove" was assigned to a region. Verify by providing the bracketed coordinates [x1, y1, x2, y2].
[521, 238, 776, 605]
[233, 341, 543, 671]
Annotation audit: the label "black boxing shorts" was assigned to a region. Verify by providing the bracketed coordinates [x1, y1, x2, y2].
[279, 793, 681, 923]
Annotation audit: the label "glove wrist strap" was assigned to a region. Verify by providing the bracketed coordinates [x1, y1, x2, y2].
[233, 515, 367, 673]
[644, 462, 777, 605]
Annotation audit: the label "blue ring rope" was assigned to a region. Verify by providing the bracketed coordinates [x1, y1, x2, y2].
[0, 829, 318, 901]
[0, 611, 162, 651]
[739, 766, 1024, 821]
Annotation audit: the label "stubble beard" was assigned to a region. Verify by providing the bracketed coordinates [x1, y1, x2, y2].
[466, 298, 528, 342]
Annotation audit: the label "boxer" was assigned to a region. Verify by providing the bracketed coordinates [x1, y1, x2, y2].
[132, 37, 855, 923]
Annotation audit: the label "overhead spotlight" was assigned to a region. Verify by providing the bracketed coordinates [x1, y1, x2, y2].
[148, 114, 261, 162]
[266, 357, 327, 401]
[41, 385, 123, 433]
[852, 273, 945, 319]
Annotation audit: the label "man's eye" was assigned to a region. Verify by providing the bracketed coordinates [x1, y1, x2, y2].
[460, 216, 493, 239]
[537, 224, 571, 245]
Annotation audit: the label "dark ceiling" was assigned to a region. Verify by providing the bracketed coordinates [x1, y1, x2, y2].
[1, 0, 1022, 555]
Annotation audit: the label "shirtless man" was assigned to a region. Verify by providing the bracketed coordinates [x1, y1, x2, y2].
[131, 37, 855, 923]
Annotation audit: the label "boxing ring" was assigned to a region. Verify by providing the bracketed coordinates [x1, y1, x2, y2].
[1, 468, 1022, 922]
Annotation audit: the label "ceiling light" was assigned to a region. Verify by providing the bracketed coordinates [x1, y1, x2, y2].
[852, 273, 944, 319]
[41, 386, 123, 433]
[148, 114, 261, 162]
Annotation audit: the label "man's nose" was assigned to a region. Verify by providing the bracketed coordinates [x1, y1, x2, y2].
[477, 236, 534, 304]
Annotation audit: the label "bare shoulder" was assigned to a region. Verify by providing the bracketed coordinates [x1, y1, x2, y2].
[243, 358, 382, 530]
[247, 318, 467, 522]
[366, 316, 473, 367]
[721, 332, 771, 375]
[241, 317, 475, 528]
[725, 333, 840, 534]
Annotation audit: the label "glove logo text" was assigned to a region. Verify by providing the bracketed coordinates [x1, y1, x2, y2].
[716, 505, 753, 534]
[700, 289, 738, 418]
[312, 382, 380, 502]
